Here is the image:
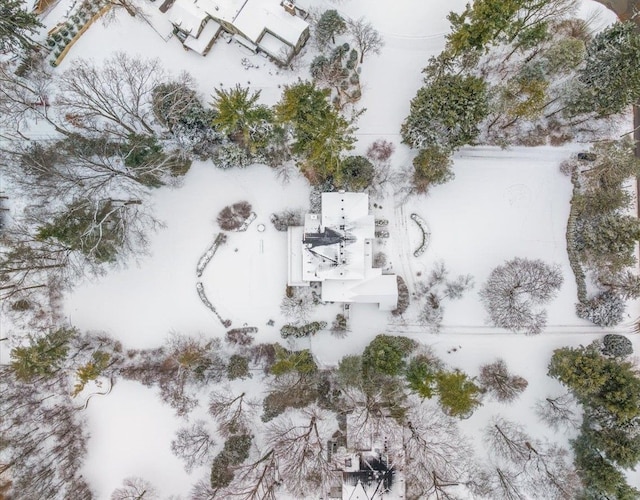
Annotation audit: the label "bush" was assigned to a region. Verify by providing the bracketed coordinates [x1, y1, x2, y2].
[217, 201, 252, 230]
[576, 291, 625, 327]
[226, 355, 250, 380]
[225, 327, 256, 346]
[362, 334, 417, 376]
[338, 155, 375, 191]
[213, 143, 252, 169]
[280, 321, 327, 339]
[270, 209, 303, 231]
[391, 276, 409, 316]
[602, 334, 633, 358]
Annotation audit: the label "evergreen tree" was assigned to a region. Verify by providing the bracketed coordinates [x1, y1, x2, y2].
[361, 334, 417, 377]
[402, 74, 488, 152]
[405, 355, 439, 399]
[567, 21, 640, 117]
[315, 9, 347, 47]
[212, 85, 273, 153]
[435, 370, 481, 417]
[0, 0, 43, 53]
[10, 327, 75, 381]
[412, 146, 454, 193]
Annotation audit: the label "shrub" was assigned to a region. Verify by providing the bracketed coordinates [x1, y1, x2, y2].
[270, 209, 303, 231]
[602, 334, 633, 358]
[217, 201, 252, 230]
[362, 334, 417, 376]
[213, 143, 252, 169]
[391, 276, 409, 316]
[226, 355, 250, 380]
[280, 321, 327, 338]
[576, 291, 625, 327]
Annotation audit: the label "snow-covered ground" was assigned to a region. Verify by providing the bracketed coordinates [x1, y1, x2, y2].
[42, 0, 640, 497]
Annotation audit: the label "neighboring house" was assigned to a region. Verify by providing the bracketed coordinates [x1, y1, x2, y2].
[328, 410, 405, 499]
[288, 192, 398, 311]
[168, 0, 309, 64]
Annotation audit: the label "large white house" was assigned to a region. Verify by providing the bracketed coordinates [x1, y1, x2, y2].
[169, 0, 310, 63]
[288, 192, 398, 311]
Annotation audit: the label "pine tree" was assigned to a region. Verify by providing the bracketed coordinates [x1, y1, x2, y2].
[435, 370, 481, 418]
[10, 327, 75, 381]
[402, 74, 488, 152]
[315, 9, 347, 47]
[0, 0, 43, 53]
[567, 21, 640, 117]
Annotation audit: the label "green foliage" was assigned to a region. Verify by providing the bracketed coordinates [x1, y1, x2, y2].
[412, 146, 454, 193]
[548, 345, 640, 426]
[572, 432, 640, 500]
[73, 351, 111, 396]
[269, 346, 317, 376]
[212, 85, 273, 152]
[567, 21, 640, 117]
[36, 199, 125, 263]
[261, 381, 319, 422]
[336, 355, 363, 388]
[151, 80, 203, 129]
[543, 37, 586, 74]
[10, 328, 75, 382]
[315, 9, 347, 47]
[405, 355, 438, 399]
[226, 354, 250, 380]
[275, 81, 355, 184]
[435, 370, 481, 417]
[362, 334, 417, 377]
[0, 0, 43, 52]
[210, 434, 252, 488]
[280, 321, 327, 339]
[402, 74, 488, 152]
[122, 134, 166, 186]
[338, 155, 374, 191]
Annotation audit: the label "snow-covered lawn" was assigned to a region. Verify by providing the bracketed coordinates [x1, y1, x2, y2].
[50, 0, 640, 497]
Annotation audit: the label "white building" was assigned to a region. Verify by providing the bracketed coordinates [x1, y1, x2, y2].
[168, 0, 309, 63]
[288, 192, 398, 311]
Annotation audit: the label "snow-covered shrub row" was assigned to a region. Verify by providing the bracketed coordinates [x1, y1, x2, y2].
[565, 172, 588, 303]
[196, 233, 227, 277]
[236, 212, 257, 232]
[196, 282, 231, 327]
[270, 209, 303, 231]
[280, 321, 327, 338]
[575, 291, 625, 328]
[391, 276, 409, 316]
[410, 213, 430, 257]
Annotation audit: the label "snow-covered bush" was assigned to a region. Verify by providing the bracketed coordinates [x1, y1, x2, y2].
[391, 275, 409, 316]
[280, 321, 327, 339]
[213, 143, 252, 169]
[217, 201, 252, 231]
[270, 209, 303, 231]
[601, 334, 633, 358]
[575, 291, 625, 327]
[225, 327, 256, 346]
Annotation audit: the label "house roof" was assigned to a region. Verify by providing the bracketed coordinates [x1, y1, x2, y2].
[169, 0, 209, 34]
[234, 0, 309, 46]
[322, 274, 398, 311]
[184, 19, 221, 54]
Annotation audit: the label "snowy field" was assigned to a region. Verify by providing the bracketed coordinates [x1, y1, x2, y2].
[45, 0, 640, 497]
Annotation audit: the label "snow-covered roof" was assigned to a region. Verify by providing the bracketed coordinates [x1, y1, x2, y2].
[233, 0, 309, 46]
[184, 19, 221, 54]
[195, 0, 246, 22]
[322, 274, 398, 311]
[169, 0, 209, 35]
[289, 192, 397, 310]
[257, 31, 291, 60]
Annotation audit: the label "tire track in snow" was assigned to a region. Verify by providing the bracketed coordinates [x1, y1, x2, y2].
[392, 200, 416, 296]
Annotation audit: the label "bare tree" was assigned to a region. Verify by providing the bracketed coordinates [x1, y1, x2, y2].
[0, 61, 68, 139]
[484, 417, 535, 466]
[347, 18, 384, 63]
[216, 450, 280, 500]
[171, 420, 216, 473]
[480, 258, 563, 334]
[280, 286, 316, 322]
[111, 476, 158, 500]
[403, 399, 480, 499]
[533, 393, 580, 431]
[479, 359, 528, 402]
[209, 389, 259, 438]
[57, 53, 166, 137]
[265, 407, 338, 498]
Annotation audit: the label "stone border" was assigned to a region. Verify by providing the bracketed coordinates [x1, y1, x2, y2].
[196, 281, 231, 328]
[196, 233, 227, 277]
[410, 213, 430, 257]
